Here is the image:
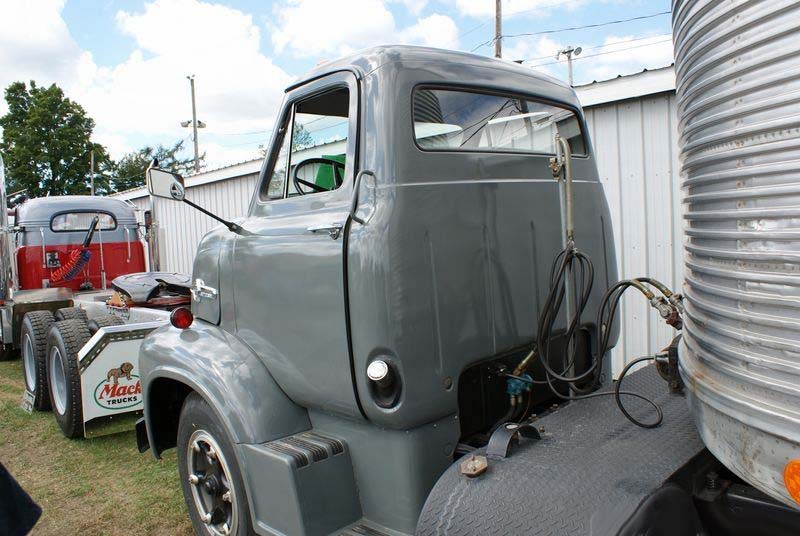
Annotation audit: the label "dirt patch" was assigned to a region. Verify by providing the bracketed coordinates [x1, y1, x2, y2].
[0, 359, 192, 535]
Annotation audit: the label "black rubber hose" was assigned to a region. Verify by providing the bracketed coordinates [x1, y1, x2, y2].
[520, 241, 666, 427]
[614, 356, 663, 428]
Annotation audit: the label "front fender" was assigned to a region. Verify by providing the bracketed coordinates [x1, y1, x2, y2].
[139, 319, 310, 454]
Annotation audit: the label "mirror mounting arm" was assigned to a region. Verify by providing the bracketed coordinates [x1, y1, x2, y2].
[182, 198, 243, 234]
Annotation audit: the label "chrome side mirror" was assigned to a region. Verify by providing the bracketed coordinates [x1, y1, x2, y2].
[147, 167, 185, 202]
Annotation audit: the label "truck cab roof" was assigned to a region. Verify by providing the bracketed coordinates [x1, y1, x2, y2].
[15, 196, 139, 227]
[291, 45, 579, 108]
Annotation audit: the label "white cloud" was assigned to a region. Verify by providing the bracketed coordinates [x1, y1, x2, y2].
[504, 33, 673, 86]
[504, 35, 562, 64]
[579, 34, 674, 82]
[399, 14, 459, 50]
[270, 0, 395, 57]
[394, 0, 428, 15]
[454, 0, 585, 18]
[0, 0, 88, 114]
[270, 0, 459, 57]
[202, 141, 262, 167]
[0, 0, 293, 168]
[82, 0, 292, 153]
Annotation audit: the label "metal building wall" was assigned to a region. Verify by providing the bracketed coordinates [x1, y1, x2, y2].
[583, 91, 684, 374]
[141, 173, 259, 274]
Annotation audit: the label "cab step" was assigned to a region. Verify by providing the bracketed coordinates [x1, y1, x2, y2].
[338, 521, 395, 536]
[240, 430, 362, 536]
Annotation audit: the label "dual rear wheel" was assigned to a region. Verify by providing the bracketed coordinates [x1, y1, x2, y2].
[47, 318, 91, 438]
[21, 310, 55, 410]
[20, 307, 121, 439]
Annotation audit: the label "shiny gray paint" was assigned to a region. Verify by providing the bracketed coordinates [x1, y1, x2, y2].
[345, 50, 617, 428]
[310, 409, 459, 534]
[140, 45, 619, 534]
[239, 439, 361, 535]
[139, 319, 309, 450]
[235, 71, 361, 417]
[191, 224, 230, 325]
[673, 0, 800, 510]
[239, 47, 616, 424]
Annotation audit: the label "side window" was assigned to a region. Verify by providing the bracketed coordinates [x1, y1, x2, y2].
[287, 87, 349, 197]
[265, 114, 292, 200]
[413, 88, 586, 156]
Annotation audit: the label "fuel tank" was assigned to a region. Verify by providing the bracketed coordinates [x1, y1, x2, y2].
[673, 0, 800, 509]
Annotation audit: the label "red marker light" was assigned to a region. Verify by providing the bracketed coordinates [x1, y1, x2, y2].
[170, 307, 194, 329]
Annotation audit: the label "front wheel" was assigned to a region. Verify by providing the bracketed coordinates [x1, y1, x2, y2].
[177, 393, 253, 536]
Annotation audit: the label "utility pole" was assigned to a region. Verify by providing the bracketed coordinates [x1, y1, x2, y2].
[188, 75, 200, 173]
[494, 0, 502, 58]
[556, 46, 582, 86]
[181, 75, 208, 173]
[90, 150, 95, 195]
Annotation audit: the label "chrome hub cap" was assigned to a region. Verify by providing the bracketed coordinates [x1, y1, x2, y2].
[23, 334, 36, 392]
[49, 346, 67, 414]
[187, 430, 237, 535]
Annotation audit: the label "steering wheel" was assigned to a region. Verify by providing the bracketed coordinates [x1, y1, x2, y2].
[292, 158, 345, 195]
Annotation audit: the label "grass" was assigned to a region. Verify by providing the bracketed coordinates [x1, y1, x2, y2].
[0, 358, 192, 535]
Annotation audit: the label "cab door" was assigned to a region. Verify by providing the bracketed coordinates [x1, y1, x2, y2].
[232, 72, 361, 417]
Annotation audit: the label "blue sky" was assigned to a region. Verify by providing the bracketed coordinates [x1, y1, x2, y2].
[1, 0, 673, 173]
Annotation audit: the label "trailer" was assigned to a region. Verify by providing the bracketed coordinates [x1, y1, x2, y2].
[0, 157, 191, 438]
[20, 273, 191, 437]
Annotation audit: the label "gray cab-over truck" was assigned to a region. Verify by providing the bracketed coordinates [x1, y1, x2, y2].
[137, 45, 800, 535]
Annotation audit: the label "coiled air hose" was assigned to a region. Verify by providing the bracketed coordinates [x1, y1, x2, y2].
[51, 216, 99, 283]
[500, 134, 682, 429]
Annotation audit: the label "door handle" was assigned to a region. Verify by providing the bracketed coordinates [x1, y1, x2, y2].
[350, 170, 375, 225]
[191, 278, 218, 302]
[306, 222, 344, 240]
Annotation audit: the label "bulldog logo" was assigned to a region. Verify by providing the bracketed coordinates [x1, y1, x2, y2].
[106, 362, 134, 385]
[94, 363, 141, 411]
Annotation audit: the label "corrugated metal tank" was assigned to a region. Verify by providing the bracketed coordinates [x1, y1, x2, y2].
[673, 0, 800, 508]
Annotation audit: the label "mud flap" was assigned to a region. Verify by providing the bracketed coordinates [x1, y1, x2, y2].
[78, 321, 162, 437]
[136, 417, 150, 453]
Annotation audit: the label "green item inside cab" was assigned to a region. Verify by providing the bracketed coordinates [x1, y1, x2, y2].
[315, 154, 346, 190]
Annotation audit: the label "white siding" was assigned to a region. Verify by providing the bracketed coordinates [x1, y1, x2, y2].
[584, 91, 684, 374]
[149, 173, 259, 275]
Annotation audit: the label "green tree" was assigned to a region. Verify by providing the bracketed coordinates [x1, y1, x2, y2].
[112, 139, 202, 192]
[291, 123, 314, 152]
[260, 122, 315, 157]
[0, 81, 111, 197]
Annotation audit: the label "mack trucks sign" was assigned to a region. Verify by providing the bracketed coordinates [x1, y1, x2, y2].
[93, 362, 141, 409]
[78, 322, 161, 433]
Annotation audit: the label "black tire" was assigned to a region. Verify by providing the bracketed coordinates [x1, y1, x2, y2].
[87, 314, 125, 335]
[46, 319, 91, 438]
[54, 307, 89, 323]
[20, 311, 55, 411]
[177, 393, 253, 536]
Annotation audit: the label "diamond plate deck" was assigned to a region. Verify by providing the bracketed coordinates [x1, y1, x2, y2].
[416, 365, 704, 535]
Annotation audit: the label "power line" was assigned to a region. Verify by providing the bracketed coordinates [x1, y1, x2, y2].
[524, 37, 673, 68]
[213, 129, 272, 137]
[517, 33, 672, 63]
[460, 0, 587, 38]
[471, 10, 672, 52]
